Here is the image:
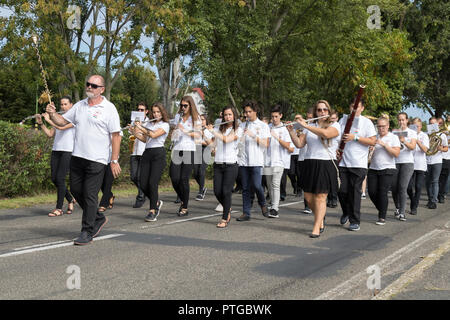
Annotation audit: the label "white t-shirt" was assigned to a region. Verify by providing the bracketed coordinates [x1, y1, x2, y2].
[297, 144, 307, 162]
[304, 122, 341, 160]
[63, 96, 121, 165]
[413, 131, 430, 171]
[265, 123, 293, 168]
[393, 128, 417, 164]
[131, 116, 149, 156]
[338, 115, 377, 168]
[369, 132, 401, 170]
[427, 133, 449, 165]
[443, 135, 450, 160]
[52, 126, 75, 152]
[237, 118, 271, 167]
[144, 121, 170, 149]
[171, 115, 202, 151]
[214, 127, 243, 163]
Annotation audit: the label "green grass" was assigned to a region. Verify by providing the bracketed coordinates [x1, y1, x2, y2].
[0, 180, 214, 210]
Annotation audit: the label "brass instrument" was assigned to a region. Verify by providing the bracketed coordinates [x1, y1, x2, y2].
[426, 121, 450, 156]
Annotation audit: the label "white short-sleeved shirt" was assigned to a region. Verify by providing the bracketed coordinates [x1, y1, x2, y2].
[369, 132, 401, 170]
[202, 129, 214, 145]
[304, 122, 341, 160]
[338, 115, 377, 168]
[427, 133, 449, 165]
[63, 96, 121, 165]
[237, 119, 271, 167]
[144, 121, 170, 149]
[292, 146, 300, 156]
[413, 131, 430, 171]
[265, 124, 293, 168]
[393, 128, 417, 164]
[171, 115, 202, 151]
[214, 127, 243, 163]
[297, 144, 307, 162]
[442, 135, 450, 160]
[52, 126, 75, 152]
[131, 116, 149, 156]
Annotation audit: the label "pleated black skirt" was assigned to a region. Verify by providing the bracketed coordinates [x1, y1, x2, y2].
[299, 159, 338, 194]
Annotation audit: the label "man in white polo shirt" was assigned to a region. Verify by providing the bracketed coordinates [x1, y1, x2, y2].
[46, 75, 122, 245]
[236, 101, 270, 221]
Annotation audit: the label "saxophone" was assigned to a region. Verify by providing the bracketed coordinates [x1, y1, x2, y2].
[426, 122, 449, 156]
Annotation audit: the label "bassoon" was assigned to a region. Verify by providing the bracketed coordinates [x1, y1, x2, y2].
[336, 85, 365, 162]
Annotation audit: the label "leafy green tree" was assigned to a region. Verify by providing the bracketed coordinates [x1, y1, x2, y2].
[401, 0, 450, 118]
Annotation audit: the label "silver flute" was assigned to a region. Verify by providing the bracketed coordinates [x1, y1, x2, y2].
[279, 115, 330, 127]
[19, 111, 65, 125]
[120, 117, 161, 132]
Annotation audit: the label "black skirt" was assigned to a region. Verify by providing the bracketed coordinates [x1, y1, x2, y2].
[299, 159, 338, 194]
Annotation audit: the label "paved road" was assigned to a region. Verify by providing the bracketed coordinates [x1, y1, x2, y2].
[0, 188, 449, 301]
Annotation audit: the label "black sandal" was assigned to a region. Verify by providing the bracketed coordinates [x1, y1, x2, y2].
[107, 195, 115, 209]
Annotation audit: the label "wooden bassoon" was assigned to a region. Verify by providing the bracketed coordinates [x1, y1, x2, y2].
[336, 85, 365, 162]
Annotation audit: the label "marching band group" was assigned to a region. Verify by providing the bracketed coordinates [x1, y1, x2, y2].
[36, 75, 449, 245]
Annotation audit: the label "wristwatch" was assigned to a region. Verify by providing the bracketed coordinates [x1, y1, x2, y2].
[354, 135, 359, 142]
[111, 159, 119, 164]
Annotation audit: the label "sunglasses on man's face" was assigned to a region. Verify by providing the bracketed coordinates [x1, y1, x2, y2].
[137, 109, 146, 112]
[86, 82, 104, 89]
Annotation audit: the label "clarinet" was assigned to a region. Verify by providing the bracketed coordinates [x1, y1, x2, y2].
[336, 85, 365, 162]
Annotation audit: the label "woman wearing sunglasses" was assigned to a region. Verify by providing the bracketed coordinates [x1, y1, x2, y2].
[288, 100, 340, 238]
[169, 96, 202, 217]
[367, 115, 401, 225]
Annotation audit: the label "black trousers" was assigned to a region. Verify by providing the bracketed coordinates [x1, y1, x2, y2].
[439, 159, 450, 200]
[287, 154, 299, 193]
[338, 167, 367, 224]
[213, 163, 239, 220]
[407, 170, 426, 210]
[130, 155, 145, 202]
[193, 145, 208, 192]
[99, 163, 114, 208]
[50, 151, 73, 209]
[368, 169, 395, 219]
[170, 150, 194, 209]
[70, 156, 106, 235]
[140, 147, 166, 210]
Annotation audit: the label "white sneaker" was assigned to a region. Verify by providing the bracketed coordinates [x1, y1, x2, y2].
[361, 193, 366, 199]
[215, 203, 223, 212]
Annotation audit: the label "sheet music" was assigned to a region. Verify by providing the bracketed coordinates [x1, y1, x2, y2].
[131, 111, 145, 124]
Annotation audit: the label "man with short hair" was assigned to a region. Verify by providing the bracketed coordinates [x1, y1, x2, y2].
[338, 100, 377, 231]
[46, 75, 122, 245]
[236, 101, 270, 221]
[265, 106, 294, 218]
[130, 103, 149, 208]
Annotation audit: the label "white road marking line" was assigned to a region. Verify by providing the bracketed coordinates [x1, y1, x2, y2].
[315, 228, 445, 300]
[0, 234, 124, 258]
[279, 200, 303, 207]
[373, 236, 450, 300]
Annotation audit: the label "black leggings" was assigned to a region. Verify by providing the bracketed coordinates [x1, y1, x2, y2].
[170, 150, 194, 209]
[214, 163, 239, 220]
[50, 151, 73, 209]
[367, 169, 395, 219]
[140, 147, 166, 210]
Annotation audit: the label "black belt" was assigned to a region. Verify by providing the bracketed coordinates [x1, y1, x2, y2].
[215, 162, 237, 166]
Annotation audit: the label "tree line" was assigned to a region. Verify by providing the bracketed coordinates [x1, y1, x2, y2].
[0, 0, 448, 126]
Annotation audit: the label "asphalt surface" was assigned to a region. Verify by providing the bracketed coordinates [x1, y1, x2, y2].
[0, 186, 449, 301]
